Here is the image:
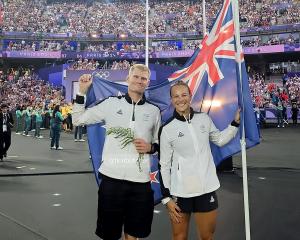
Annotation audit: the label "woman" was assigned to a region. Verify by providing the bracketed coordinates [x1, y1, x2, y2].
[48, 104, 54, 139]
[34, 105, 44, 139]
[159, 81, 240, 240]
[23, 106, 32, 136]
[50, 105, 64, 150]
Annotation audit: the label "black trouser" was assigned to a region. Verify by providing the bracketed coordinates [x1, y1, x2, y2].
[66, 114, 73, 130]
[51, 126, 61, 148]
[44, 113, 50, 129]
[292, 117, 297, 124]
[0, 132, 11, 158]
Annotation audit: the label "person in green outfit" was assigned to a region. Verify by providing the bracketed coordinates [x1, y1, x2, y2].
[15, 105, 23, 135]
[50, 105, 64, 150]
[23, 106, 32, 136]
[34, 105, 44, 139]
[48, 104, 54, 139]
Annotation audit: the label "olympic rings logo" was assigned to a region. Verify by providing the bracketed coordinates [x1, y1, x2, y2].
[94, 71, 110, 79]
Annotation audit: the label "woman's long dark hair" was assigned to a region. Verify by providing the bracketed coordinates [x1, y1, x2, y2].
[52, 105, 60, 118]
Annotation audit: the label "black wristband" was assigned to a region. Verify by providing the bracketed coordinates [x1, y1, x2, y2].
[75, 95, 85, 104]
[147, 143, 159, 154]
[231, 120, 240, 127]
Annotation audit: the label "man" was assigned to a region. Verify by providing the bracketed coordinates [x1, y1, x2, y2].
[0, 104, 14, 161]
[72, 64, 161, 240]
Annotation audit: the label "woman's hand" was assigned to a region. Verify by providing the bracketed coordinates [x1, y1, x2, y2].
[166, 199, 182, 223]
[234, 108, 241, 124]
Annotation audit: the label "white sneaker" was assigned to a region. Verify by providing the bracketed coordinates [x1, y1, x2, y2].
[26, 134, 31, 137]
[50, 146, 56, 150]
[56, 146, 63, 150]
[38, 136, 44, 139]
[79, 139, 85, 142]
[74, 139, 79, 142]
[277, 125, 280, 128]
[22, 133, 26, 136]
[15, 132, 21, 135]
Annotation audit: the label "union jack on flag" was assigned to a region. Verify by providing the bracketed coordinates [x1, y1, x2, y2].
[168, 0, 237, 96]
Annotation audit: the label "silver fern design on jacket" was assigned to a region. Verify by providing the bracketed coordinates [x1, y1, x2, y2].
[106, 127, 144, 172]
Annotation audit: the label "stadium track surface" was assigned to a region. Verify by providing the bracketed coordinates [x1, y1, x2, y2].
[0, 125, 300, 240]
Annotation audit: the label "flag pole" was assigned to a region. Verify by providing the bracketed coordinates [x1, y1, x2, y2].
[202, 0, 207, 36]
[145, 0, 149, 67]
[199, 0, 206, 112]
[232, 1, 251, 239]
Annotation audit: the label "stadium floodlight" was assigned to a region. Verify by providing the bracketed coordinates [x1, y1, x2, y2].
[119, 33, 127, 39]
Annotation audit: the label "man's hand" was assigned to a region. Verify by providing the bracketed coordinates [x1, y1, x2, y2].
[133, 138, 151, 153]
[79, 74, 92, 95]
[166, 200, 182, 223]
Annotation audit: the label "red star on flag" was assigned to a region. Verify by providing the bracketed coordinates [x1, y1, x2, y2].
[150, 171, 159, 184]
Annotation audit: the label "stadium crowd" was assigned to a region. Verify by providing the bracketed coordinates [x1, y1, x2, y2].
[5, 40, 75, 51]
[0, 67, 62, 110]
[2, 0, 300, 35]
[285, 75, 300, 102]
[68, 59, 134, 70]
[3, 34, 299, 53]
[248, 71, 300, 108]
[241, 33, 298, 47]
[0, 67, 84, 146]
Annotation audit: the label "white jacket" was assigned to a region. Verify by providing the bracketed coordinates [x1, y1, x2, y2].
[73, 93, 161, 183]
[159, 109, 238, 198]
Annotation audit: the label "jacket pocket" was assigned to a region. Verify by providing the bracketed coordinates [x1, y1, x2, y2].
[176, 156, 203, 195]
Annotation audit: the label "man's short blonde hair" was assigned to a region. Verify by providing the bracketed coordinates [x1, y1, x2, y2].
[128, 64, 151, 79]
